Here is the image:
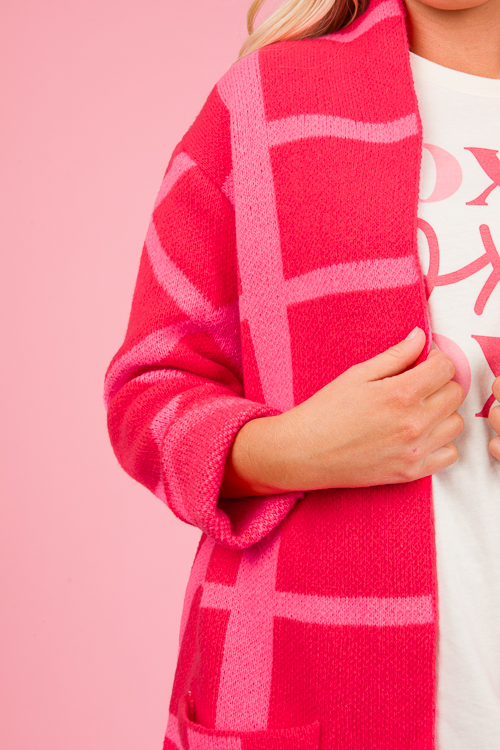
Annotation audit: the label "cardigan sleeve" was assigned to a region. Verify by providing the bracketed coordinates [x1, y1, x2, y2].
[104, 86, 303, 550]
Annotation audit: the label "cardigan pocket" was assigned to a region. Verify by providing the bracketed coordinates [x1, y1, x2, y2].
[178, 693, 321, 750]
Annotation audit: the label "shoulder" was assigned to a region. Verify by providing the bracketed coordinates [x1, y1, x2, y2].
[179, 0, 403, 186]
[178, 43, 311, 189]
[215, 0, 405, 106]
[185, 35, 327, 131]
[180, 83, 232, 190]
[180, 41, 322, 189]
[179, 38, 350, 189]
[216, 38, 329, 108]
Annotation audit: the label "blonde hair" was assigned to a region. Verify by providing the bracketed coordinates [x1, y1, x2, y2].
[238, 0, 370, 59]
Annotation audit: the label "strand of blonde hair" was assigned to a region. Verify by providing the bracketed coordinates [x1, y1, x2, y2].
[238, 0, 370, 59]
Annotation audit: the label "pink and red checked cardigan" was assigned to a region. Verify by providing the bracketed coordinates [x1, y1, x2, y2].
[104, 0, 438, 747]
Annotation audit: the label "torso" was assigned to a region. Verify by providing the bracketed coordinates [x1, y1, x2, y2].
[411, 50, 500, 749]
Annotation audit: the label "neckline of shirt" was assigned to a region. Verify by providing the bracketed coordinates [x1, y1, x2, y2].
[409, 51, 500, 98]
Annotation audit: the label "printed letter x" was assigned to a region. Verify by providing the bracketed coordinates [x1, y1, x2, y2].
[472, 336, 500, 417]
[465, 148, 500, 206]
[419, 220, 500, 314]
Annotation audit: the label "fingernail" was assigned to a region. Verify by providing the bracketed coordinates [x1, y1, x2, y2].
[405, 327, 419, 340]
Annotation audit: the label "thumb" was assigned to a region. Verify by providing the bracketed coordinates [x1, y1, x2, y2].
[361, 327, 426, 382]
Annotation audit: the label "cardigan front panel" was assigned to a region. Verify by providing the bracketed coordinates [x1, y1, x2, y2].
[165, 1, 438, 748]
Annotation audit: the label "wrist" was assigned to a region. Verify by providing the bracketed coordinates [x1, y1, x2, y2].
[220, 413, 296, 498]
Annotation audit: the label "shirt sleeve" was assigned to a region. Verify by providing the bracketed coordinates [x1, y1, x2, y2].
[103, 89, 303, 550]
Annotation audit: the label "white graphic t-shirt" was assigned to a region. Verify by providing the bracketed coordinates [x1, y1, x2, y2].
[410, 51, 500, 749]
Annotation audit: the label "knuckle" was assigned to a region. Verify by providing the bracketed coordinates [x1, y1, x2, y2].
[453, 412, 465, 435]
[489, 435, 500, 460]
[390, 384, 415, 409]
[488, 404, 500, 426]
[397, 461, 420, 482]
[450, 381, 466, 405]
[386, 345, 405, 361]
[436, 353, 456, 380]
[493, 377, 500, 400]
[448, 443, 459, 464]
[403, 442, 424, 466]
[350, 362, 365, 377]
[401, 418, 423, 442]
[407, 464, 421, 481]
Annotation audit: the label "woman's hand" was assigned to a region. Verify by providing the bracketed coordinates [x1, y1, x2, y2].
[488, 377, 500, 461]
[220, 328, 465, 497]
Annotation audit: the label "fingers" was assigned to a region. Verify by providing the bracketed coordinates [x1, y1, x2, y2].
[423, 380, 465, 425]
[402, 406, 463, 482]
[420, 442, 459, 477]
[398, 348, 457, 400]
[359, 327, 427, 382]
[489, 403, 500, 433]
[426, 349, 440, 359]
[489, 436, 500, 461]
[424, 411, 464, 455]
[493, 376, 500, 402]
[489, 398, 500, 462]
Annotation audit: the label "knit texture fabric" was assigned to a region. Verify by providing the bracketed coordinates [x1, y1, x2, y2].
[104, 0, 438, 747]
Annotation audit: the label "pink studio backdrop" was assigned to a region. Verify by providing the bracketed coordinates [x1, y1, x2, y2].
[0, 1, 278, 748]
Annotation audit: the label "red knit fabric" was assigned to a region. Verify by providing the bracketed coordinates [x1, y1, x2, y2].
[104, 0, 438, 746]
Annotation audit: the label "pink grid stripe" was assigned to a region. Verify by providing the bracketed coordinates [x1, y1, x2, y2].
[104, 301, 240, 409]
[104, 323, 194, 407]
[166, 712, 182, 750]
[154, 152, 196, 209]
[203, 584, 433, 627]
[268, 112, 418, 146]
[150, 393, 184, 451]
[324, 0, 401, 43]
[179, 536, 216, 650]
[188, 729, 242, 750]
[146, 219, 219, 321]
[146, 219, 241, 361]
[151, 392, 187, 514]
[209, 526, 283, 731]
[201, 527, 433, 731]
[218, 53, 294, 413]
[221, 171, 235, 206]
[283, 255, 419, 305]
[272, 591, 433, 626]
[128, 369, 186, 388]
[203, 585, 433, 628]
[104, 321, 197, 407]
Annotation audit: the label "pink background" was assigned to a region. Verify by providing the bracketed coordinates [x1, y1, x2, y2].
[0, 1, 276, 748]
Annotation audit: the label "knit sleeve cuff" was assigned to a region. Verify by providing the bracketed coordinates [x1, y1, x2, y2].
[160, 394, 303, 549]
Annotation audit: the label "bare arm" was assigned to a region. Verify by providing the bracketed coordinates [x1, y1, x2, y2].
[220, 328, 465, 498]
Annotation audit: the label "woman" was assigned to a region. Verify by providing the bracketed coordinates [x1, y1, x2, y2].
[104, 0, 500, 746]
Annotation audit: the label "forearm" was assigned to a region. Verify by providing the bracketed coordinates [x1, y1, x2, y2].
[220, 414, 296, 498]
